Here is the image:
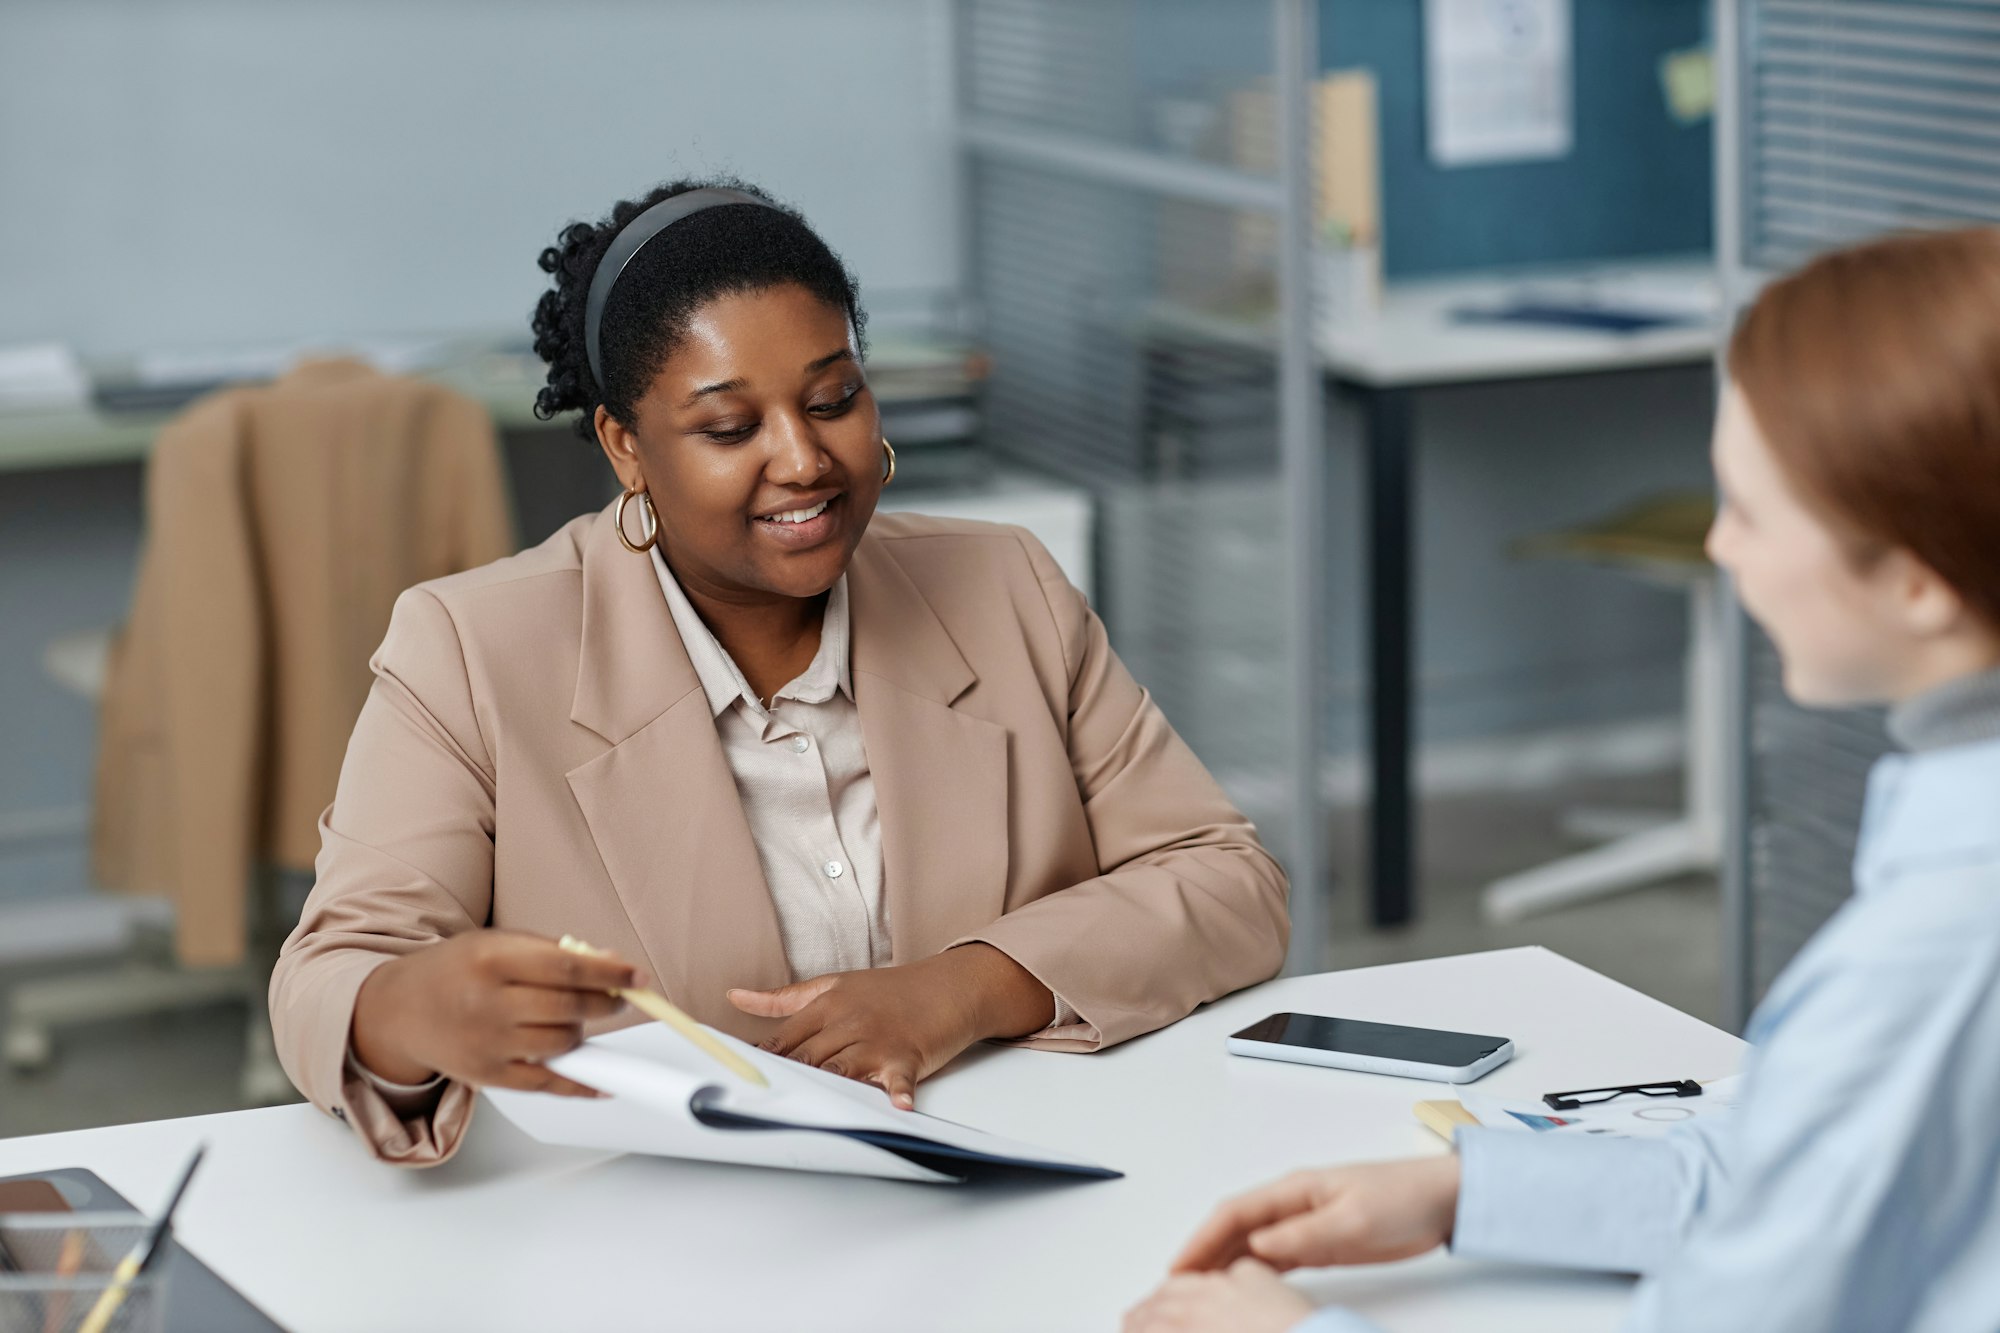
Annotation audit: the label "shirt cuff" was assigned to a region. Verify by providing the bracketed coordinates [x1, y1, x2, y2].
[345, 1047, 447, 1115]
[1030, 992, 1101, 1044]
[1451, 1126, 1689, 1274]
[1290, 1309, 1387, 1333]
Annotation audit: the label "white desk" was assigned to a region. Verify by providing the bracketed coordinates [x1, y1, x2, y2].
[0, 948, 1742, 1332]
[882, 468, 1096, 599]
[1318, 258, 1718, 390]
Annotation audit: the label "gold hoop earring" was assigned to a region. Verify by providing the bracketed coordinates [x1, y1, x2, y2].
[881, 439, 897, 487]
[615, 486, 659, 554]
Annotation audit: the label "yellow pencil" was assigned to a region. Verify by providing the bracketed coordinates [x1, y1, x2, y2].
[557, 935, 768, 1089]
[40, 1229, 86, 1333]
[77, 1145, 204, 1333]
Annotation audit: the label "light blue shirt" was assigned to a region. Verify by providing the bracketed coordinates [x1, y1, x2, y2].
[1300, 728, 2000, 1332]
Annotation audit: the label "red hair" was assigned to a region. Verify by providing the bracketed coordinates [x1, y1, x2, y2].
[1729, 228, 2000, 629]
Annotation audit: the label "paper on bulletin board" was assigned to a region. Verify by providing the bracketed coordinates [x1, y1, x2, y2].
[1424, 0, 1573, 167]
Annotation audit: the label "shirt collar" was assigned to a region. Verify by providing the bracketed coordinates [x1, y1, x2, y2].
[1886, 666, 2000, 754]
[649, 547, 852, 718]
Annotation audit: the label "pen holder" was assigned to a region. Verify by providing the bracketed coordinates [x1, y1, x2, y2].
[0, 1212, 168, 1333]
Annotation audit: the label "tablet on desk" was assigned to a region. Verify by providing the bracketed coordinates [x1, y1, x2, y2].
[0, 1168, 284, 1332]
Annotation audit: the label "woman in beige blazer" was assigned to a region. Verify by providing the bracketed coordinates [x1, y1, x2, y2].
[271, 180, 1289, 1166]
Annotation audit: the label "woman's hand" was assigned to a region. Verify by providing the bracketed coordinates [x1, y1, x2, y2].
[1124, 1257, 1313, 1333]
[726, 942, 1054, 1109]
[1171, 1157, 1461, 1274]
[350, 930, 640, 1097]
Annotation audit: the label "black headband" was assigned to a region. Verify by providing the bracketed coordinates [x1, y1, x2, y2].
[583, 187, 778, 389]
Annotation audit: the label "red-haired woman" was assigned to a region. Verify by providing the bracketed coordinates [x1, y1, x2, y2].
[1131, 228, 2000, 1333]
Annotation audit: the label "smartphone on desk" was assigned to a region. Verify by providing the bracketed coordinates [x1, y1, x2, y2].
[1227, 1013, 1513, 1084]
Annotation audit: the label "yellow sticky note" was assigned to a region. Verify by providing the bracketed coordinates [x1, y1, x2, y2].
[1660, 47, 1715, 125]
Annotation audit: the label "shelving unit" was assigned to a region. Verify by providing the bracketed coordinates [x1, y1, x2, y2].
[955, 0, 1329, 969]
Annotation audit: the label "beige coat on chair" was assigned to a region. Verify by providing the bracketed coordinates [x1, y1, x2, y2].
[92, 359, 516, 968]
[272, 506, 1290, 1165]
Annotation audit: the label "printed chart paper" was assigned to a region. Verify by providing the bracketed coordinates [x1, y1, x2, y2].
[1425, 0, 1573, 167]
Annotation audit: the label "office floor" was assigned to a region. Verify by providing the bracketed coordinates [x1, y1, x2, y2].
[0, 771, 1716, 1140]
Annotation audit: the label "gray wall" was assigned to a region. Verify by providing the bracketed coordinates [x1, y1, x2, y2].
[0, 0, 958, 354]
[0, 0, 957, 905]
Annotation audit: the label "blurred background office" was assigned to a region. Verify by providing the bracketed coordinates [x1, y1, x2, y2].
[3, 0, 1972, 1136]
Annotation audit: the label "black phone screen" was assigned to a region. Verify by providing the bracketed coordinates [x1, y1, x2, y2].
[1231, 1013, 1507, 1067]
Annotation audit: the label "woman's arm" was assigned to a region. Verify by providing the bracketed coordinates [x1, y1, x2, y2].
[1623, 892, 2000, 1332]
[726, 529, 1289, 1100]
[272, 587, 634, 1165]
[951, 532, 1291, 1048]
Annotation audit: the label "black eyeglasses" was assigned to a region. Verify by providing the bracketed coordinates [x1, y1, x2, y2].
[1542, 1079, 1701, 1111]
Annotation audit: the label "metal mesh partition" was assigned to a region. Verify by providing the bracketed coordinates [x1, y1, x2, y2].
[1747, 1, 2000, 268]
[959, 0, 1329, 963]
[1743, 631, 1888, 1000]
[967, 88, 1293, 805]
[1722, 0, 2000, 1021]
[963, 1, 1147, 144]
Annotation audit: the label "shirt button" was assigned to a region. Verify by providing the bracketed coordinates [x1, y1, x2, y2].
[823, 860, 844, 879]
[791, 735, 810, 753]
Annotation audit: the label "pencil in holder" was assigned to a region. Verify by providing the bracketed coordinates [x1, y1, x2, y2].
[0, 1212, 169, 1333]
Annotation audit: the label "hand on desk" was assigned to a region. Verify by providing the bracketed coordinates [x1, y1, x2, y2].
[1123, 1258, 1311, 1333]
[1171, 1157, 1461, 1274]
[351, 930, 642, 1097]
[727, 942, 1056, 1110]
[1127, 1159, 1460, 1333]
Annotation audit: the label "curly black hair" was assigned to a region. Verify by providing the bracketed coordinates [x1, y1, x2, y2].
[531, 177, 868, 442]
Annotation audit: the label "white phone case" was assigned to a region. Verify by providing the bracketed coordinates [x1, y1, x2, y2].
[1224, 1036, 1514, 1084]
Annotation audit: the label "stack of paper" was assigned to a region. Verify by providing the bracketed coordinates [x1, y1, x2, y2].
[485, 1024, 1121, 1185]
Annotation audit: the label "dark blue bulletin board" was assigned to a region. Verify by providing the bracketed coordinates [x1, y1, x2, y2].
[1322, 0, 1713, 277]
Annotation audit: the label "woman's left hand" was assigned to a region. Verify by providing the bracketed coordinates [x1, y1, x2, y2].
[726, 943, 1054, 1109]
[1124, 1258, 1313, 1333]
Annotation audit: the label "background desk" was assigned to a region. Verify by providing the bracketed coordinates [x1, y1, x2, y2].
[1325, 258, 1718, 929]
[0, 947, 1744, 1332]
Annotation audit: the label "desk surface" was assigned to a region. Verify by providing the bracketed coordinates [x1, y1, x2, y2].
[0, 948, 1741, 1333]
[0, 330, 979, 475]
[1321, 256, 1719, 389]
[1149, 255, 1718, 391]
[0, 350, 549, 475]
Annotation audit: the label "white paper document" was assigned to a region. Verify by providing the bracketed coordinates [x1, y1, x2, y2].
[1424, 0, 1573, 167]
[484, 1023, 1121, 1185]
[1461, 1075, 1741, 1140]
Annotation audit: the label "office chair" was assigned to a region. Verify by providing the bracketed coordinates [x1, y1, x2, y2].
[1482, 493, 1723, 922]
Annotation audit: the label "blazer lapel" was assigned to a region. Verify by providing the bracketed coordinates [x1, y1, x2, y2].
[564, 509, 789, 1032]
[848, 536, 1011, 965]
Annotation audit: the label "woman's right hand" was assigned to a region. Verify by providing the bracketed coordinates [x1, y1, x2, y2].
[349, 930, 641, 1097]
[1170, 1156, 1462, 1274]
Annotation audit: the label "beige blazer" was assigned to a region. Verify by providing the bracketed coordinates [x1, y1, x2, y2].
[272, 503, 1289, 1164]
[93, 359, 514, 967]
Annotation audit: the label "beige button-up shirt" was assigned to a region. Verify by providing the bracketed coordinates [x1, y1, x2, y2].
[651, 548, 890, 980]
[651, 548, 1085, 1033]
